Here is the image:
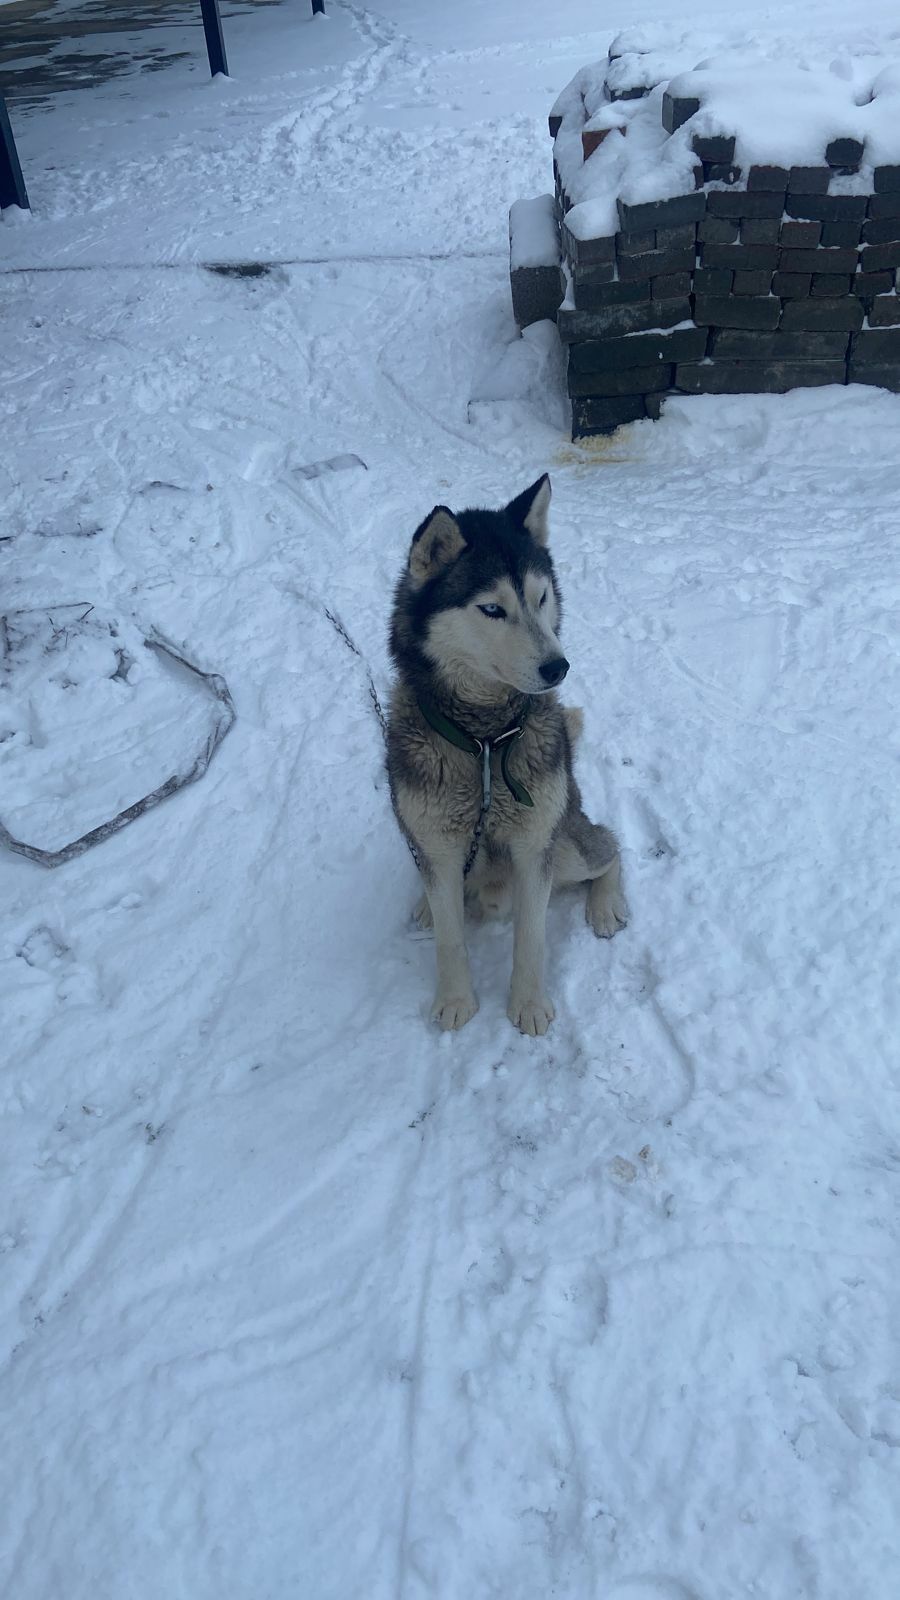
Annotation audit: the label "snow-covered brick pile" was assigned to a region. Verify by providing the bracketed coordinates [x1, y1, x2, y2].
[512, 34, 900, 436]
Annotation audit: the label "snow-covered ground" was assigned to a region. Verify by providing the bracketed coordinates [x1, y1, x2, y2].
[2, 3, 900, 1597]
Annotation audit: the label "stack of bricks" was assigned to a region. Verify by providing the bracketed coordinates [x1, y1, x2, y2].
[517, 66, 900, 437]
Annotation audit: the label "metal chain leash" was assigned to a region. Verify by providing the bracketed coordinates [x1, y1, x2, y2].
[322, 605, 485, 878]
[323, 608, 388, 739]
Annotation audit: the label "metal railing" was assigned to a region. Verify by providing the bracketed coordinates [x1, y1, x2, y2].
[0, 92, 28, 210]
[0, 1, 327, 214]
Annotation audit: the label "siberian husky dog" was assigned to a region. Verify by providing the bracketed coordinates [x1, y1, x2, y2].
[387, 475, 627, 1036]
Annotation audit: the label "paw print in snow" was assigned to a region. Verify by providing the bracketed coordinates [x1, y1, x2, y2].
[16, 924, 99, 1005]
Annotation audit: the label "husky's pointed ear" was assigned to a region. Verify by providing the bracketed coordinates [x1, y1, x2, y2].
[408, 506, 466, 587]
[507, 474, 551, 546]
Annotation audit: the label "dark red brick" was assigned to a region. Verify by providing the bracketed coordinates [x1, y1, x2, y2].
[618, 247, 695, 282]
[825, 137, 864, 169]
[572, 395, 647, 436]
[702, 243, 778, 271]
[874, 166, 900, 194]
[853, 271, 895, 300]
[661, 92, 701, 134]
[708, 191, 785, 219]
[862, 217, 900, 247]
[570, 258, 615, 285]
[747, 165, 790, 191]
[652, 272, 692, 299]
[675, 360, 845, 393]
[567, 326, 709, 372]
[785, 194, 867, 222]
[810, 274, 852, 297]
[868, 192, 900, 220]
[582, 128, 618, 159]
[847, 363, 900, 391]
[698, 217, 739, 245]
[788, 167, 831, 194]
[693, 295, 781, 329]
[868, 295, 900, 325]
[693, 267, 732, 295]
[777, 247, 858, 274]
[656, 224, 697, 250]
[510, 265, 565, 330]
[780, 220, 822, 249]
[561, 225, 615, 267]
[567, 362, 673, 398]
[712, 329, 850, 359]
[692, 134, 735, 163]
[616, 229, 656, 256]
[861, 241, 900, 272]
[616, 192, 706, 232]
[741, 218, 780, 245]
[771, 272, 812, 298]
[780, 298, 864, 331]
[821, 220, 863, 248]
[850, 327, 900, 362]
[558, 299, 692, 343]
[733, 270, 773, 296]
[575, 275, 651, 310]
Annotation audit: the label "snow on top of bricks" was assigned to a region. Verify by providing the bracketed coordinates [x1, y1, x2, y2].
[509, 195, 559, 270]
[549, 33, 696, 121]
[554, 40, 900, 242]
[558, 85, 697, 237]
[672, 55, 900, 165]
[606, 49, 697, 99]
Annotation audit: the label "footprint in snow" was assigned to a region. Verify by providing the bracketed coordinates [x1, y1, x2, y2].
[15, 925, 100, 1006]
[16, 925, 69, 970]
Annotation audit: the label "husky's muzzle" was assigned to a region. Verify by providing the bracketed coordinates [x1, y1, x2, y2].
[539, 655, 569, 688]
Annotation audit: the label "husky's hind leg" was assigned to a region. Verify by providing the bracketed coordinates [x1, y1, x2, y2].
[585, 851, 628, 939]
[412, 892, 433, 930]
[554, 814, 628, 939]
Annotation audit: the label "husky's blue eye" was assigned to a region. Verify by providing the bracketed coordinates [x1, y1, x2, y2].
[478, 603, 506, 620]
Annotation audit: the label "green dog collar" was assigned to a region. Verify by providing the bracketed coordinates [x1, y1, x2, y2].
[417, 699, 534, 809]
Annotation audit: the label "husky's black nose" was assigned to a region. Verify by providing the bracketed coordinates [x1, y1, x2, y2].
[540, 656, 569, 687]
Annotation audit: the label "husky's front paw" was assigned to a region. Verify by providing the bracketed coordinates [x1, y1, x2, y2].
[431, 988, 478, 1031]
[508, 991, 555, 1037]
[587, 876, 628, 939]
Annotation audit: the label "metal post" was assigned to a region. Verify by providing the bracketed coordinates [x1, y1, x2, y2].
[199, 0, 229, 77]
[312, 0, 325, 14]
[0, 93, 29, 211]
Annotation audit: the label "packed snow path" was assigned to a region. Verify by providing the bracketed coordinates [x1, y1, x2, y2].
[2, 4, 900, 1598]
